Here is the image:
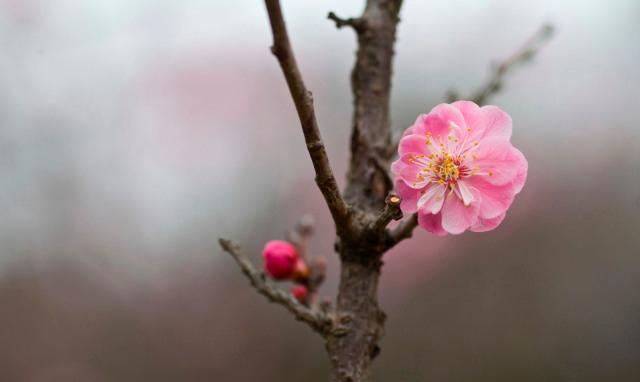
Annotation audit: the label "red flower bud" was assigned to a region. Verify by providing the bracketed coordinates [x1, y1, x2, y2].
[291, 285, 308, 304]
[262, 240, 299, 280]
[291, 259, 310, 282]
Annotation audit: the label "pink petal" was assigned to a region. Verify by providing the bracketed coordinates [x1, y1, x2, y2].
[410, 103, 467, 139]
[451, 100, 480, 115]
[465, 150, 527, 220]
[390, 155, 430, 189]
[455, 180, 475, 207]
[395, 180, 421, 214]
[417, 184, 446, 214]
[470, 212, 506, 232]
[465, 176, 516, 219]
[417, 210, 447, 236]
[512, 154, 528, 194]
[469, 137, 528, 186]
[440, 192, 480, 234]
[452, 101, 512, 142]
[398, 134, 435, 157]
[402, 115, 422, 136]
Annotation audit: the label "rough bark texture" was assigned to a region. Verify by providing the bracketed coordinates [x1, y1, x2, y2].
[325, 251, 385, 382]
[325, 1, 403, 381]
[344, 0, 403, 214]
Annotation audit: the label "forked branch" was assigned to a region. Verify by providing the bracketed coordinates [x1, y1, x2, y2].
[327, 11, 366, 32]
[218, 238, 333, 334]
[264, 0, 351, 232]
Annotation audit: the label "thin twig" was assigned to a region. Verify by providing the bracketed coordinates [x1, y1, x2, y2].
[327, 11, 365, 32]
[285, 214, 315, 263]
[264, 0, 351, 232]
[219, 238, 333, 334]
[464, 23, 555, 105]
[385, 213, 418, 250]
[285, 215, 327, 306]
[369, 194, 403, 232]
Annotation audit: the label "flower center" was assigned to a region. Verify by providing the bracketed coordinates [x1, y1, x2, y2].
[437, 153, 460, 182]
[426, 151, 471, 189]
[408, 127, 486, 190]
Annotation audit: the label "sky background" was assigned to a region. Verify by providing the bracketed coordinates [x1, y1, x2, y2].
[1, 0, 639, 381]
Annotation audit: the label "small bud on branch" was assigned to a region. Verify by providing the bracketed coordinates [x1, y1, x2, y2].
[262, 240, 299, 280]
[219, 238, 333, 334]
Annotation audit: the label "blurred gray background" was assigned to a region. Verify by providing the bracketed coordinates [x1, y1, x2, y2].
[1, 0, 639, 381]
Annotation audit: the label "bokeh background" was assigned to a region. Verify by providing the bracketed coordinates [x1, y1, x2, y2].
[1, 0, 639, 381]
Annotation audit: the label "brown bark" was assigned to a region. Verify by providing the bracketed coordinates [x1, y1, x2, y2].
[324, 2, 403, 381]
[325, 250, 385, 382]
[344, 0, 403, 214]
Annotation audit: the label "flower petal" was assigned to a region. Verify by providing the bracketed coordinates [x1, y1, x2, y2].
[417, 184, 446, 214]
[511, 153, 528, 194]
[470, 212, 506, 232]
[410, 103, 467, 139]
[452, 101, 512, 142]
[456, 180, 475, 207]
[440, 192, 479, 234]
[418, 210, 447, 236]
[402, 115, 422, 136]
[468, 138, 527, 186]
[395, 180, 422, 214]
[398, 134, 435, 157]
[390, 155, 430, 188]
[465, 177, 517, 219]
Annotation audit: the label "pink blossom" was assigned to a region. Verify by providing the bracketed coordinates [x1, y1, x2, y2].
[391, 101, 527, 235]
[262, 240, 299, 279]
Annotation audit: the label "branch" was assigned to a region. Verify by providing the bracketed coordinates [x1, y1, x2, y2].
[451, 23, 555, 105]
[385, 213, 418, 250]
[285, 214, 315, 262]
[327, 11, 365, 32]
[369, 194, 402, 232]
[219, 238, 333, 334]
[343, 0, 404, 214]
[263, 0, 351, 232]
[285, 215, 327, 306]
